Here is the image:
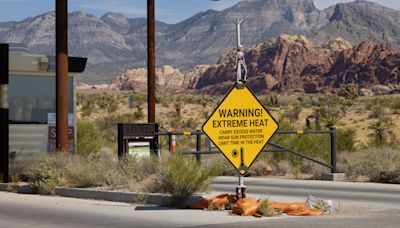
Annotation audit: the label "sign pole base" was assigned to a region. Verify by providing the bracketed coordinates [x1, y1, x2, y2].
[236, 173, 246, 199]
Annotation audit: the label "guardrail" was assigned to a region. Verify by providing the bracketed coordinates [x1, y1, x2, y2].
[156, 127, 337, 173]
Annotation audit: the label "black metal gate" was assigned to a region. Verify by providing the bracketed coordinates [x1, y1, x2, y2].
[156, 127, 337, 173]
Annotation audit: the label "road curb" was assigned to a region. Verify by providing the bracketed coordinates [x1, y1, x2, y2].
[0, 183, 204, 207]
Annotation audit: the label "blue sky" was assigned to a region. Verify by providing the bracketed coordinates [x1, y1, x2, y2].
[0, 0, 400, 23]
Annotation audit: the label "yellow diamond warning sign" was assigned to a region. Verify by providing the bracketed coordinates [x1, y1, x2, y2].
[202, 83, 279, 172]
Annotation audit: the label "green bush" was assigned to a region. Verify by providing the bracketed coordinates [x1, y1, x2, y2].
[77, 121, 103, 156]
[367, 118, 398, 147]
[336, 128, 356, 152]
[30, 156, 60, 194]
[95, 113, 136, 143]
[158, 155, 218, 207]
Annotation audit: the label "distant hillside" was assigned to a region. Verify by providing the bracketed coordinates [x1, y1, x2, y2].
[1, 0, 400, 83]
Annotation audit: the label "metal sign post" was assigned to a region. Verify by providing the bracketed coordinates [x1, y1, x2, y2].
[0, 44, 9, 183]
[202, 19, 279, 199]
[234, 18, 247, 199]
[56, 0, 69, 152]
[147, 0, 156, 123]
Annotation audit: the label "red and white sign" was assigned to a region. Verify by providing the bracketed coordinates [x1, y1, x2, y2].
[47, 126, 75, 153]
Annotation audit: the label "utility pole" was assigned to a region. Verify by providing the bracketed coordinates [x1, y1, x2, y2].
[56, 0, 69, 151]
[0, 44, 9, 183]
[147, 0, 156, 123]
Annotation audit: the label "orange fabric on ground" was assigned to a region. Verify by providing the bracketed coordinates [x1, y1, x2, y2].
[191, 199, 210, 209]
[191, 193, 237, 210]
[271, 201, 324, 216]
[232, 197, 261, 216]
[190, 194, 324, 216]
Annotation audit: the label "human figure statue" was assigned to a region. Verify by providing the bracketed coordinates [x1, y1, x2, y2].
[234, 46, 248, 82]
[233, 18, 247, 83]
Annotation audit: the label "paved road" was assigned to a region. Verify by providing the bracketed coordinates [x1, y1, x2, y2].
[211, 176, 400, 208]
[0, 191, 269, 228]
[0, 177, 399, 227]
[208, 176, 400, 228]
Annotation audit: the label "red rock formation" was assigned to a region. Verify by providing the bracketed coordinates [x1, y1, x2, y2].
[190, 35, 400, 95]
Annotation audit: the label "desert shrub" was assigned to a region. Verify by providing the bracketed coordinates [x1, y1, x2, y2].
[368, 107, 384, 119]
[296, 95, 317, 108]
[262, 95, 279, 107]
[316, 105, 343, 128]
[251, 159, 272, 176]
[77, 120, 103, 156]
[283, 105, 302, 123]
[81, 102, 95, 117]
[389, 97, 400, 114]
[65, 152, 114, 188]
[29, 156, 60, 194]
[157, 155, 218, 206]
[273, 133, 330, 165]
[134, 104, 144, 119]
[107, 101, 118, 113]
[338, 147, 400, 183]
[174, 102, 182, 117]
[181, 118, 198, 130]
[336, 128, 357, 152]
[338, 84, 359, 100]
[367, 118, 396, 147]
[95, 113, 136, 143]
[271, 160, 295, 176]
[300, 160, 329, 178]
[258, 198, 279, 217]
[202, 155, 237, 176]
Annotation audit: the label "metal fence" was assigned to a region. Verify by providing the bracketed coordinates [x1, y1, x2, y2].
[156, 127, 337, 173]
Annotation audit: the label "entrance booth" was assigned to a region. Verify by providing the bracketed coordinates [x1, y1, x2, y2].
[7, 47, 86, 169]
[117, 123, 159, 157]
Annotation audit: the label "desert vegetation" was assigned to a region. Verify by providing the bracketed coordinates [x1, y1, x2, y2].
[18, 150, 219, 206]
[6, 91, 398, 207]
[72, 90, 400, 183]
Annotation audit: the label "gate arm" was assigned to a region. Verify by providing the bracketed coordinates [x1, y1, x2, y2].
[268, 142, 333, 170]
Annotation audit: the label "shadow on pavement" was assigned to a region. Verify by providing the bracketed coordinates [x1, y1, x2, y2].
[134, 206, 176, 211]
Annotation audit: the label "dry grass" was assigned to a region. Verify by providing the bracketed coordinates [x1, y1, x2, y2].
[258, 198, 281, 217]
[338, 147, 400, 183]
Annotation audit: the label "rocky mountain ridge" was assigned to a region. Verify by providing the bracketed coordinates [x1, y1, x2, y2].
[1, 0, 400, 84]
[107, 35, 400, 95]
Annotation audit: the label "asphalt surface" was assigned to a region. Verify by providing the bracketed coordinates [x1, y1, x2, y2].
[0, 191, 269, 228]
[0, 177, 399, 227]
[211, 176, 400, 209]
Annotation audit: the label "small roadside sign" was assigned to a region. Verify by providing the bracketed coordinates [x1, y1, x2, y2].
[202, 82, 279, 174]
[129, 95, 135, 110]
